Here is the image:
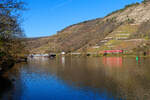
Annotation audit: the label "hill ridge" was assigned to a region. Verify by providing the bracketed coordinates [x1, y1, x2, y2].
[25, 1, 150, 55]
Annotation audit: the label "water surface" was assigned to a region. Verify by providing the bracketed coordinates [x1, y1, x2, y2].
[1, 56, 150, 100]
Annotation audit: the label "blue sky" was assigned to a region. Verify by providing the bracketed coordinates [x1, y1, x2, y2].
[23, 0, 142, 37]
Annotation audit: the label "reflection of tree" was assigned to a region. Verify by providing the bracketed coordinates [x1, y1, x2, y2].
[0, 76, 13, 100]
[2, 63, 26, 100]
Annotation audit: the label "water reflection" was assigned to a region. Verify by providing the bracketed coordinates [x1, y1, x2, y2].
[103, 57, 123, 67]
[61, 56, 65, 67]
[0, 76, 13, 100]
[1, 57, 150, 100]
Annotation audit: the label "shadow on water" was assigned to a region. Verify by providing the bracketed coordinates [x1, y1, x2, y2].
[0, 76, 13, 100]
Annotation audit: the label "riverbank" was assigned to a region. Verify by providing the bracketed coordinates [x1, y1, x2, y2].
[29, 53, 150, 58]
[0, 51, 27, 75]
[57, 53, 150, 58]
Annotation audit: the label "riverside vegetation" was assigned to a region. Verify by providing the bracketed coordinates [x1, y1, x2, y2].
[0, 0, 27, 74]
[25, 0, 150, 56]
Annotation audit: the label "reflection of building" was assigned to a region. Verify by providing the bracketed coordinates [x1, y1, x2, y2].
[61, 52, 66, 55]
[103, 57, 123, 67]
[61, 56, 65, 66]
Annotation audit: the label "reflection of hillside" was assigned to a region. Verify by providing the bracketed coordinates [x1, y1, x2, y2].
[54, 57, 150, 100]
[26, 57, 120, 99]
[55, 57, 121, 99]
[3, 57, 150, 100]
[26, 57, 150, 100]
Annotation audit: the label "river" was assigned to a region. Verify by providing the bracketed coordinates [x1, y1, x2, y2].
[0, 56, 150, 100]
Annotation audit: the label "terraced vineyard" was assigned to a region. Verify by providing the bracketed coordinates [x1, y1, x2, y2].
[25, 1, 150, 55]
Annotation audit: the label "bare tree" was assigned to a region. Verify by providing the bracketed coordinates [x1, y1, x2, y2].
[0, 0, 25, 40]
[0, 0, 27, 58]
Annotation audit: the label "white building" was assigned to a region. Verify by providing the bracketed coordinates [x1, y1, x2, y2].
[61, 52, 66, 55]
